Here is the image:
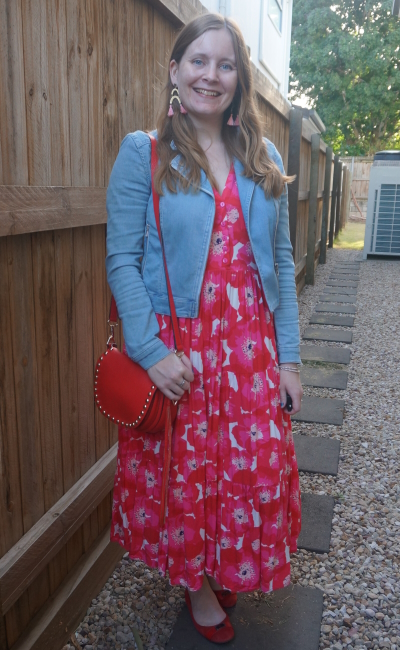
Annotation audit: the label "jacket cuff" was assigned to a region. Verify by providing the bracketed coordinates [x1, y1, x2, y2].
[277, 348, 302, 365]
[126, 337, 172, 371]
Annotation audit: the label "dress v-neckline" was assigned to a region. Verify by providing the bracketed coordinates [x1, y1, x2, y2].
[213, 163, 234, 198]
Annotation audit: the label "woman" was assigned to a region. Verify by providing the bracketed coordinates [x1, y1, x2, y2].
[106, 13, 302, 644]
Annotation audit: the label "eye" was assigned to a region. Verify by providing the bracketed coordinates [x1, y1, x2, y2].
[221, 63, 234, 71]
[192, 58, 203, 66]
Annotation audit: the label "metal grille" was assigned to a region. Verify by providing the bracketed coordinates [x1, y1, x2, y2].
[374, 184, 400, 254]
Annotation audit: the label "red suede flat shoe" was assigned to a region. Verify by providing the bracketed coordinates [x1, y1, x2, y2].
[185, 589, 235, 644]
[213, 589, 238, 608]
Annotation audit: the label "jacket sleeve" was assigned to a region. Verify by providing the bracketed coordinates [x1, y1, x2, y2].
[269, 143, 301, 364]
[105, 132, 171, 370]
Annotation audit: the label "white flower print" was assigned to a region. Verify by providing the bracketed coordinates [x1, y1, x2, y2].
[113, 523, 123, 538]
[187, 458, 198, 471]
[127, 457, 139, 475]
[264, 555, 280, 570]
[203, 280, 219, 304]
[143, 438, 152, 451]
[220, 317, 229, 331]
[112, 498, 118, 513]
[285, 462, 291, 475]
[135, 507, 147, 525]
[224, 400, 230, 413]
[245, 286, 254, 306]
[162, 530, 168, 545]
[216, 371, 222, 386]
[276, 511, 283, 529]
[269, 451, 278, 467]
[205, 485, 212, 498]
[173, 487, 183, 502]
[171, 526, 185, 545]
[150, 543, 159, 554]
[210, 231, 225, 255]
[206, 349, 218, 369]
[291, 491, 300, 507]
[196, 421, 208, 438]
[218, 426, 224, 443]
[233, 508, 248, 524]
[232, 456, 248, 471]
[251, 373, 264, 395]
[220, 536, 232, 549]
[237, 561, 256, 583]
[218, 479, 223, 492]
[190, 554, 205, 568]
[259, 489, 271, 504]
[241, 337, 256, 360]
[194, 322, 203, 337]
[264, 308, 271, 324]
[225, 207, 239, 223]
[168, 557, 174, 566]
[245, 241, 252, 256]
[145, 470, 157, 488]
[249, 423, 263, 441]
[271, 394, 281, 407]
[251, 539, 260, 551]
[283, 575, 291, 587]
[120, 489, 129, 503]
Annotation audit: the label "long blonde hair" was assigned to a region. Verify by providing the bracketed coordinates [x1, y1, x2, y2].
[154, 14, 290, 198]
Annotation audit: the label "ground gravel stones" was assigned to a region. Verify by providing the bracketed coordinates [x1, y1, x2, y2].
[69, 249, 400, 650]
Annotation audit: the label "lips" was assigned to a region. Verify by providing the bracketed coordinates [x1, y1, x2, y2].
[193, 88, 221, 97]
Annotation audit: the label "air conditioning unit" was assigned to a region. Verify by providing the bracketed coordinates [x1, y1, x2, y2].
[363, 151, 400, 258]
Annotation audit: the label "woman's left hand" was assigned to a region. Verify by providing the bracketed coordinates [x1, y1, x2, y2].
[279, 365, 303, 415]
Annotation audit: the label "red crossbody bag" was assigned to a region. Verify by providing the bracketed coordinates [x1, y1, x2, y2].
[94, 134, 184, 523]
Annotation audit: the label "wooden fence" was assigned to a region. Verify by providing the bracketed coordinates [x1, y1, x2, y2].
[341, 156, 372, 221]
[0, 1, 345, 648]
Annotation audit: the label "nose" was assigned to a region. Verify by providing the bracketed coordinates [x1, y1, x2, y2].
[202, 62, 218, 83]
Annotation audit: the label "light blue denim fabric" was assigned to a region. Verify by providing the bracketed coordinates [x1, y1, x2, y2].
[106, 130, 300, 369]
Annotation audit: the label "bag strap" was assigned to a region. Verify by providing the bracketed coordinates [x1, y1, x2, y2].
[109, 134, 184, 356]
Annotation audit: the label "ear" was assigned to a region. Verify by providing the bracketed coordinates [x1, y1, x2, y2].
[169, 59, 178, 86]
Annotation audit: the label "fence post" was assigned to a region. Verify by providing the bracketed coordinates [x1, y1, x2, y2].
[305, 133, 321, 285]
[320, 146, 333, 264]
[335, 161, 343, 238]
[287, 107, 303, 257]
[329, 154, 340, 247]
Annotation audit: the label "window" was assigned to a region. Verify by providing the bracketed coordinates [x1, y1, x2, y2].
[269, 0, 282, 33]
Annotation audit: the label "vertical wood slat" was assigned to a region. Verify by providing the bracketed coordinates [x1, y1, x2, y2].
[320, 146, 333, 264]
[329, 154, 340, 248]
[335, 161, 343, 238]
[287, 108, 303, 257]
[305, 133, 321, 285]
[22, 0, 51, 186]
[0, 238, 24, 557]
[0, 0, 29, 185]
[103, 0, 120, 186]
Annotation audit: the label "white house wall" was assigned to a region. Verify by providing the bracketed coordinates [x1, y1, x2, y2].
[200, 0, 293, 97]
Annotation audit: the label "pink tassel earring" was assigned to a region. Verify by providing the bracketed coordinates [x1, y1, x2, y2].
[168, 85, 187, 117]
[227, 112, 240, 126]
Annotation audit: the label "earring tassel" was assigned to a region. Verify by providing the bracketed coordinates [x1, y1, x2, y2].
[228, 114, 240, 126]
[180, 104, 188, 114]
[168, 105, 174, 117]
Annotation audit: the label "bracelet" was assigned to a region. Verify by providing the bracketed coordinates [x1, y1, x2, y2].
[279, 365, 300, 374]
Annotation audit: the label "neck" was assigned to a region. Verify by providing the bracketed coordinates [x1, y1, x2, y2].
[188, 113, 224, 150]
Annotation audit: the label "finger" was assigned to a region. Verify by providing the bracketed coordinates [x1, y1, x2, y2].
[180, 355, 194, 381]
[279, 385, 287, 410]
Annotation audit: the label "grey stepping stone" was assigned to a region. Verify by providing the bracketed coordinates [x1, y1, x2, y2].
[303, 327, 352, 344]
[300, 344, 351, 364]
[326, 279, 358, 288]
[319, 294, 357, 304]
[330, 273, 359, 279]
[309, 314, 355, 327]
[300, 365, 348, 389]
[315, 303, 356, 314]
[292, 396, 345, 425]
[297, 493, 335, 554]
[335, 262, 361, 267]
[294, 434, 340, 475]
[167, 583, 323, 650]
[324, 286, 358, 295]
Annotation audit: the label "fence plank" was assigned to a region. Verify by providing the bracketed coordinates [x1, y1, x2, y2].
[320, 147, 332, 264]
[22, 0, 51, 186]
[86, 0, 104, 189]
[103, 0, 120, 185]
[305, 133, 320, 285]
[335, 161, 343, 238]
[0, 0, 28, 185]
[0, 445, 117, 615]
[0, 186, 107, 236]
[287, 108, 303, 254]
[0, 238, 24, 557]
[329, 155, 340, 248]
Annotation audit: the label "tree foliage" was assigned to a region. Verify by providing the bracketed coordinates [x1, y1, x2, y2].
[290, 0, 400, 155]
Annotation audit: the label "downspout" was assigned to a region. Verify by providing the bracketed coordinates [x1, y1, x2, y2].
[219, 0, 227, 16]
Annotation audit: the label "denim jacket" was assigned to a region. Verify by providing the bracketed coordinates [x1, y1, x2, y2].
[106, 130, 300, 369]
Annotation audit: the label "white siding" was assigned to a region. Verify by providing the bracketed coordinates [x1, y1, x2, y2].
[200, 0, 292, 97]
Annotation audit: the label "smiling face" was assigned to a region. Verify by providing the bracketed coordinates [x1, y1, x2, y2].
[169, 28, 238, 124]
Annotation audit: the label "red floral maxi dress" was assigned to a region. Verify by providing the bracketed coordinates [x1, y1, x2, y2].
[111, 166, 301, 593]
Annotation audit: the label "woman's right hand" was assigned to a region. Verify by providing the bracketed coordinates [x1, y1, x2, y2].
[147, 352, 194, 401]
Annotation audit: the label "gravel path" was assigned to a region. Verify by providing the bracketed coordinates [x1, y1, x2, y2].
[67, 249, 400, 650]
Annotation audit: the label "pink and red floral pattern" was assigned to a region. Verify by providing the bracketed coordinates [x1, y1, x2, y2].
[111, 167, 301, 593]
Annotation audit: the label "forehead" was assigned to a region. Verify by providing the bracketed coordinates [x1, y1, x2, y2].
[184, 28, 236, 60]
